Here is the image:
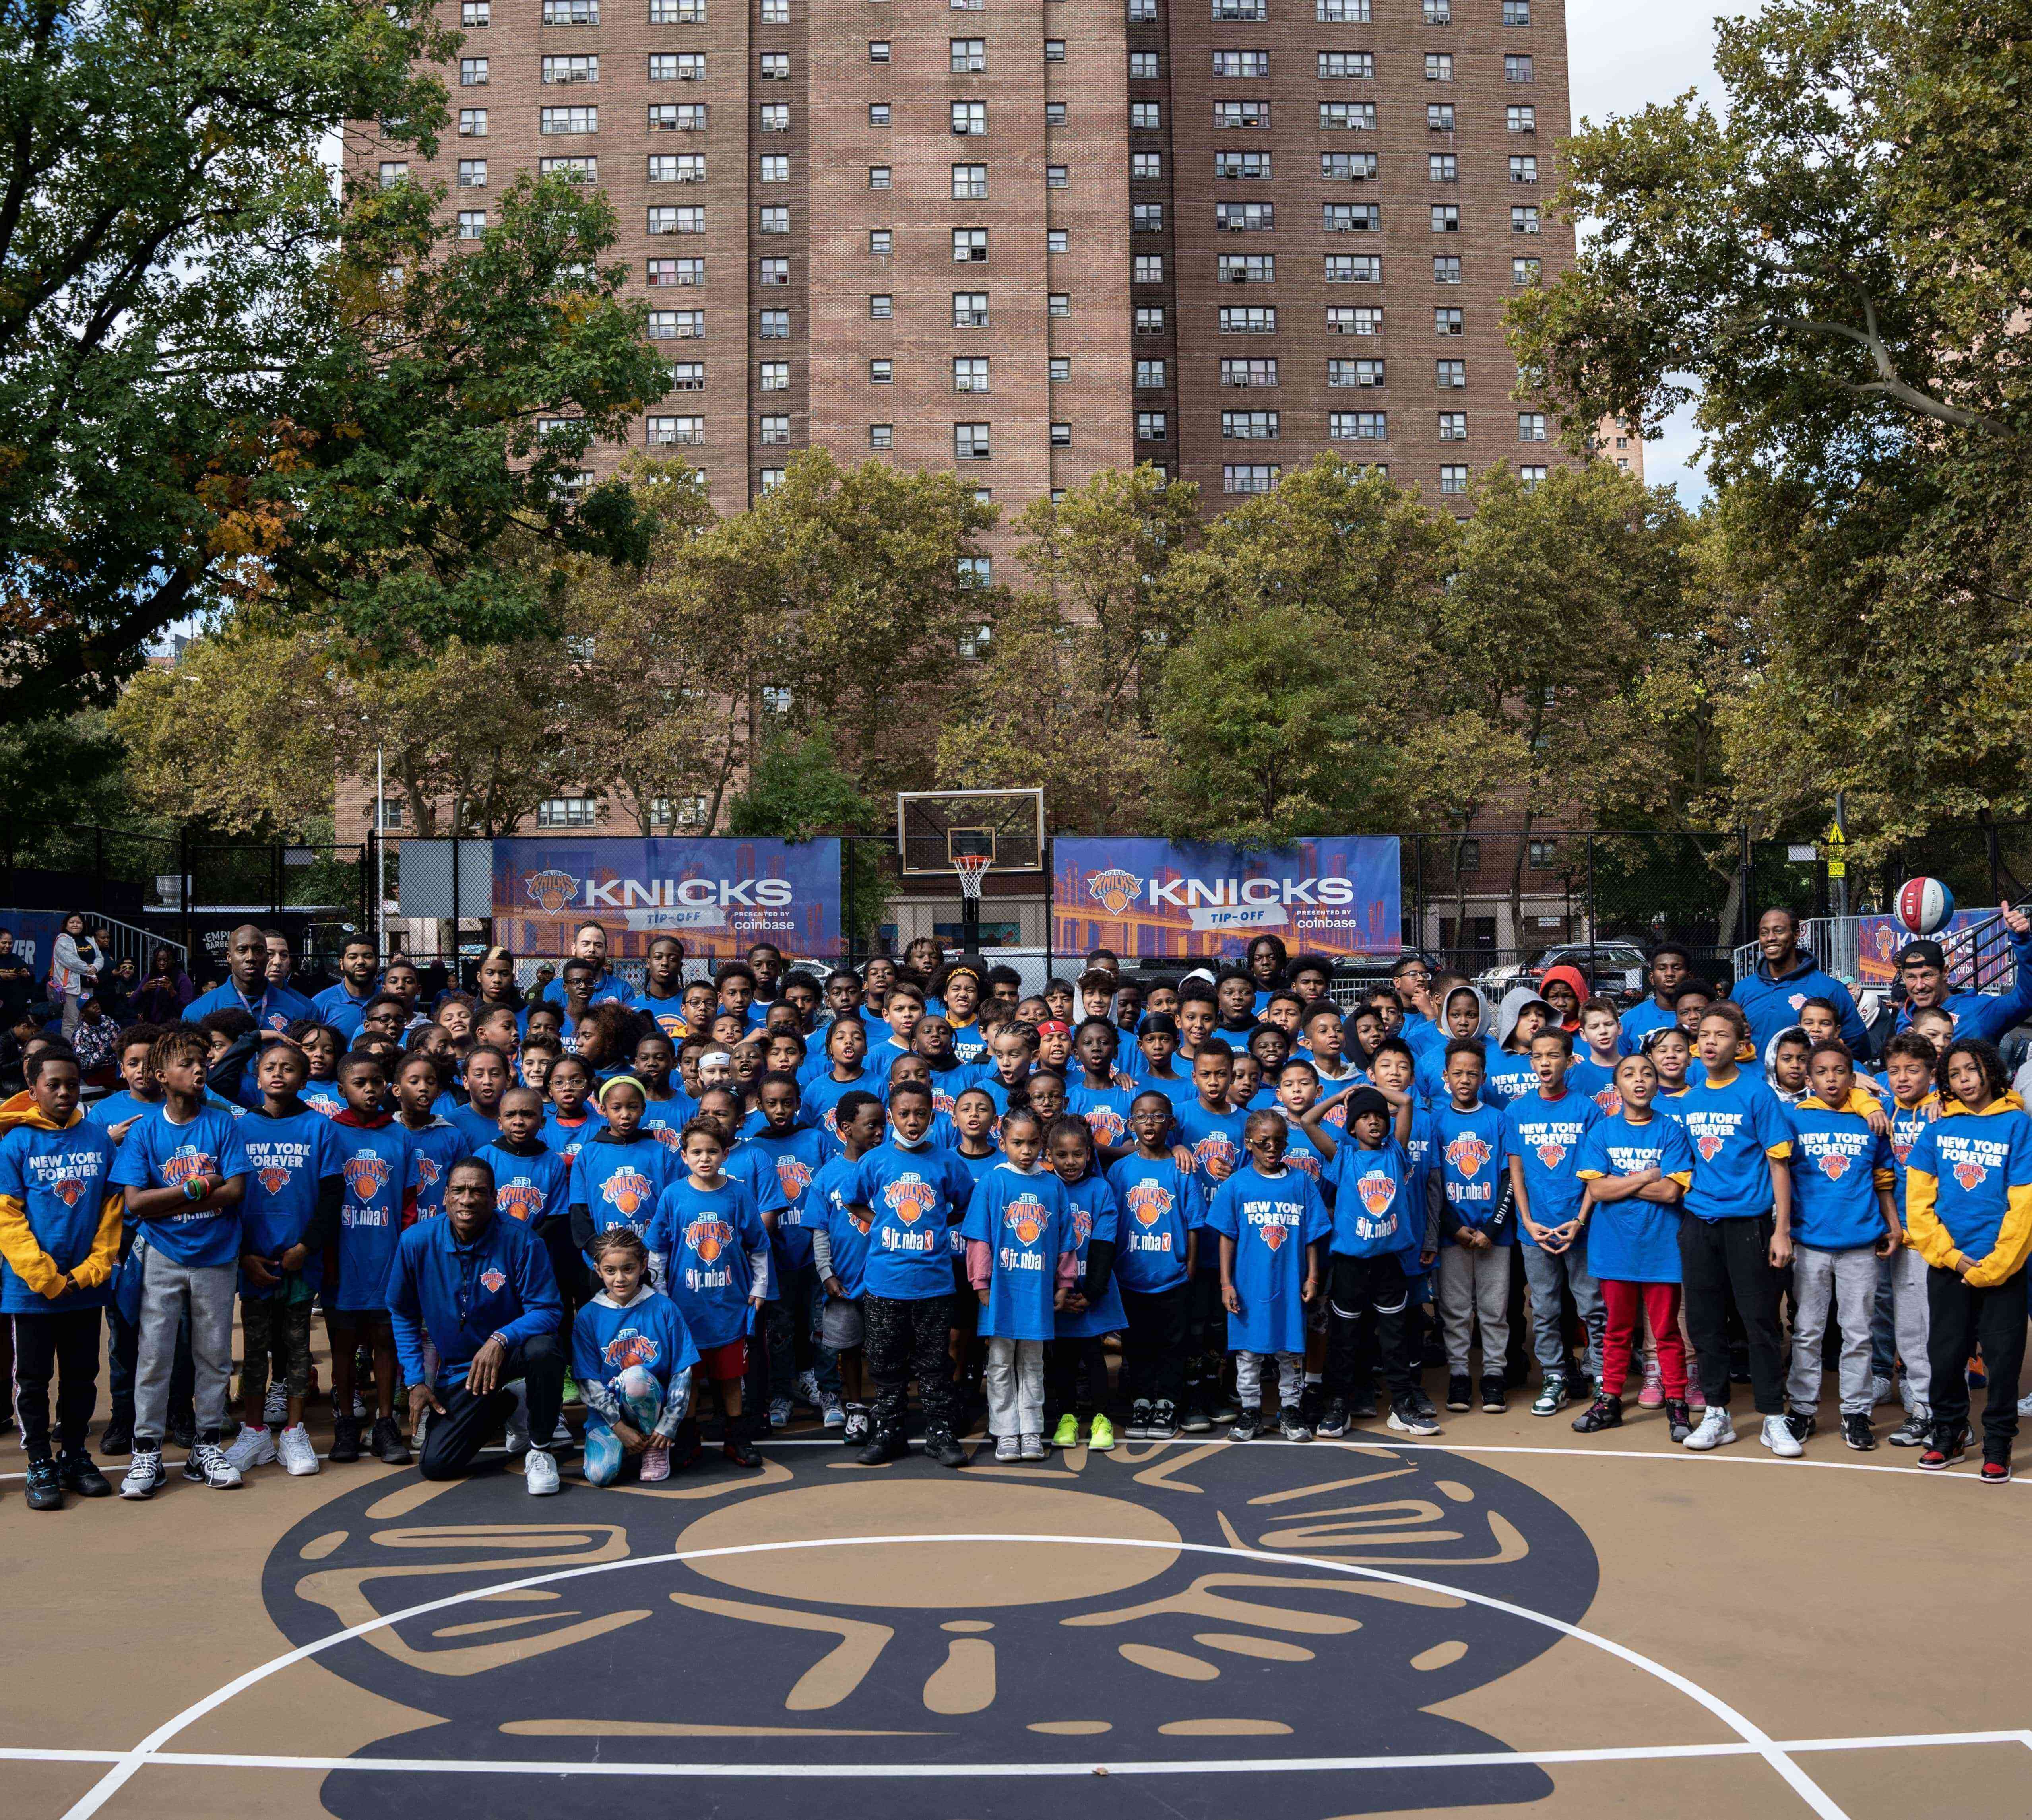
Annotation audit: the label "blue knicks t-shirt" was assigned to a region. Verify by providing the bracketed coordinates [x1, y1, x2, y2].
[570, 1288, 698, 1401]
[571, 1135, 684, 1248]
[1573, 1112, 1694, 1283]
[1908, 1105, 2032, 1263]
[1788, 1104, 1895, 1250]
[1483, 1047, 1541, 1107]
[1205, 1164, 1331, 1356]
[1173, 1100, 1247, 1205]
[331, 1120, 417, 1311]
[808, 1153, 874, 1298]
[402, 1119, 471, 1221]
[1504, 1090, 1603, 1244]
[1067, 1084, 1135, 1152]
[237, 1109, 343, 1298]
[1679, 1073, 1794, 1223]
[0, 1121, 118, 1313]
[1104, 1154, 1204, 1294]
[646, 1177, 768, 1349]
[961, 1165, 1070, 1343]
[851, 1140, 977, 1300]
[748, 1125, 837, 1272]
[1434, 1102, 1510, 1241]
[1056, 1173, 1128, 1339]
[111, 1105, 251, 1269]
[1324, 1139, 1413, 1259]
[475, 1141, 572, 1229]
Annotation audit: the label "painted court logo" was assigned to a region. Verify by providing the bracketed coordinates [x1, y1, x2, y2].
[524, 869, 580, 916]
[1446, 1133, 1491, 1178]
[479, 1267, 507, 1293]
[601, 1169, 655, 1219]
[1125, 1180, 1173, 1228]
[1084, 867, 1143, 916]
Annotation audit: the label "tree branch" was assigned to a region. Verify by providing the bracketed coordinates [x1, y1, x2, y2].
[1797, 297, 2007, 434]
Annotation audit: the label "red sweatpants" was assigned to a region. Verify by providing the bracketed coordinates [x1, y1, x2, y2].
[1600, 1280, 1687, 1397]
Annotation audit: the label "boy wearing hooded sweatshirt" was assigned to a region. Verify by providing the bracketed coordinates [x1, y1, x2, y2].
[1485, 987, 1552, 1107]
[1415, 985, 1498, 1110]
[1538, 964, 1591, 1040]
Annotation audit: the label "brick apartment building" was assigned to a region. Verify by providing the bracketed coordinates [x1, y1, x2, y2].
[364, 0, 1592, 570]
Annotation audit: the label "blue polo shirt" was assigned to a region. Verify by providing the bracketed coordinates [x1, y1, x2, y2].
[388, 1211, 562, 1385]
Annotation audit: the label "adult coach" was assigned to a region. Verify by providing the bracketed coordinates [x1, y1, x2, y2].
[1731, 909, 1868, 1056]
[391, 1158, 566, 1493]
[1893, 905, 2032, 1043]
[186, 924, 314, 1036]
[534, 922, 638, 1013]
[313, 934, 382, 1041]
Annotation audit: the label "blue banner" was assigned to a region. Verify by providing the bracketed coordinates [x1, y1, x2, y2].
[1055, 837, 1402, 961]
[492, 838, 843, 959]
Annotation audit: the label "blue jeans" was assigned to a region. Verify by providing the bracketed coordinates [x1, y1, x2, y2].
[582, 1366, 665, 1486]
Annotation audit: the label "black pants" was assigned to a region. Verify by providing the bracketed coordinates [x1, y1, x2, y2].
[1927, 1266, 2028, 1451]
[419, 1331, 568, 1480]
[13, 1307, 102, 1457]
[1049, 1334, 1109, 1415]
[863, 1293, 954, 1433]
[1680, 1213, 1786, 1414]
[1325, 1252, 1412, 1397]
[1123, 1283, 1190, 1407]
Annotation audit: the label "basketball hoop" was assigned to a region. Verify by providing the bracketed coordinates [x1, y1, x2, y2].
[952, 852, 992, 900]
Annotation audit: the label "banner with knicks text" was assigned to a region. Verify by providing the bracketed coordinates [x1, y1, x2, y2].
[1853, 908, 1986, 988]
[1055, 837, 1401, 961]
[492, 838, 843, 960]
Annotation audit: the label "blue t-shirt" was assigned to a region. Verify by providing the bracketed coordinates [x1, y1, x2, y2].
[808, 1151, 875, 1298]
[311, 982, 376, 1042]
[111, 1105, 251, 1269]
[446, 1102, 502, 1153]
[1324, 1139, 1415, 1259]
[1504, 1089, 1603, 1244]
[1620, 999, 1679, 1045]
[1056, 1172, 1128, 1338]
[961, 1165, 1071, 1342]
[1433, 1101, 1510, 1242]
[639, 1090, 700, 1154]
[300, 1077, 347, 1121]
[186, 979, 316, 1037]
[1566, 1057, 1625, 1117]
[1104, 1154, 1204, 1294]
[1272, 1112, 1332, 1190]
[1173, 1100, 1248, 1213]
[1788, 1103, 1895, 1250]
[85, 1090, 161, 1150]
[850, 1140, 977, 1300]
[1205, 1164, 1331, 1356]
[401, 1118, 471, 1221]
[1574, 1112, 1694, 1282]
[475, 1140, 573, 1230]
[636, 992, 690, 1043]
[748, 1125, 838, 1271]
[1483, 1045, 1542, 1107]
[804, 1069, 880, 1142]
[1887, 1096, 1942, 1223]
[571, 1134, 684, 1249]
[1067, 1084, 1136, 1152]
[1678, 1073, 1794, 1223]
[237, 1108, 344, 1298]
[330, 1119, 417, 1311]
[540, 1108, 607, 1168]
[570, 1288, 698, 1403]
[646, 1176, 768, 1348]
[0, 1120, 118, 1312]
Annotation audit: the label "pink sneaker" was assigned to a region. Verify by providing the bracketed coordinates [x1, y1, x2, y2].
[639, 1447, 671, 1483]
[1637, 1357, 1664, 1409]
[1685, 1353, 1706, 1410]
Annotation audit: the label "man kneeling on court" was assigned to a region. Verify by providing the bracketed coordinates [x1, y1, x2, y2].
[388, 1158, 567, 1494]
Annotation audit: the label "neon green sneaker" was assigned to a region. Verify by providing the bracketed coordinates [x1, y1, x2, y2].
[1051, 1413, 1080, 1449]
[1087, 1413, 1116, 1452]
[561, 1376, 582, 1406]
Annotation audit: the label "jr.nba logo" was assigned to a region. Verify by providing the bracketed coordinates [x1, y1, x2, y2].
[525, 869, 580, 915]
[1086, 869, 1143, 916]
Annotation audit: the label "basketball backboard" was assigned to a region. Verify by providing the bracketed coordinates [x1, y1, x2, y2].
[897, 789, 1045, 878]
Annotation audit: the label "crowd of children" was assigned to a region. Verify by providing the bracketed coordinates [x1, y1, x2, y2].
[1, 908, 2030, 1512]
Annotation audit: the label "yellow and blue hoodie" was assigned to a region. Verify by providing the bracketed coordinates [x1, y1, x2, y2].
[0, 1090, 124, 1314]
[1904, 1092, 2032, 1290]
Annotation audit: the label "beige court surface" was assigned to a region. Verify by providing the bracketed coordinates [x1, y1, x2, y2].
[4, 1381, 2030, 1820]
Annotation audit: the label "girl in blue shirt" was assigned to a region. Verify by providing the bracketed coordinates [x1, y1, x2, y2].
[1045, 1116, 1128, 1453]
[572, 1228, 698, 1486]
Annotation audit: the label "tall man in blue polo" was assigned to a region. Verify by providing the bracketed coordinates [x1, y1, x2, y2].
[535, 922, 638, 1013]
[187, 924, 315, 1037]
[391, 1156, 567, 1494]
[313, 936, 383, 1042]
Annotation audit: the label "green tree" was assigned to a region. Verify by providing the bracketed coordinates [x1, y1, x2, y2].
[725, 723, 892, 943]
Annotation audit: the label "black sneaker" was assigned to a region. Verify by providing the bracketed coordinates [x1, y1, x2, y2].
[1887, 1411, 1931, 1448]
[1179, 1401, 1213, 1435]
[1298, 1383, 1325, 1427]
[1148, 1400, 1179, 1439]
[329, 1414, 363, 1463]
[841, 1403, 871, 1446]
[59, 1451, 113, 1498]
[1348, 1385, 1379, 1422]
[370, 1415, 413, 1466]
[98, 1420, 133, 1458]
[1207, 1389, 1240, 1424]
[723, 1430, 762, 1469]
[1316, 1397, 1349, 1438]
[1571, 1394, 1622, 1434]
[1278, 1407, 1313, 1443]
[855, 1428, 906, 1466]
[1841, 1413, 1876, 1452]
[1386, 1395, 1441, 1437]
[925, 1426, 968, 1469]
[1229, 1406, 1263, 1442]
[1126, 1399, 1153, 1440]
[1785, 1410, 1817, 1444]
[1981, 1449, 2012, 1485]
[23, 1457, 63, 1511]
[1408, 1386, 1440, 1422]
[1919, 1422, 1970, 1471]
[1666, 1399, 1693, 1444]
[166, 1415, 197, 1452]
[1480, 1376, 1508, 1414]
[1445, 1374, 1473, 1412]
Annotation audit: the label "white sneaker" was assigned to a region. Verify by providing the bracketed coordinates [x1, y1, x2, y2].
[224, 1424, 277, 1472]
[1871, 1374, 1895, 1409]
[638, 1446, 671, 1482]
[794, 1369, 821, 1409]
[1759, 1414, 1803, 1458]
[2018, 1389, 2032, 1419]
[350, 1393, 367, 1420]
[263, 1382, 288, 1427]
[120, 1448, 167, 1500]
[1019, 1432, 1047, 1461]
[277, 1424, 321, 1476]
[524, 1448, 561, 1495]
[821, 1397, 845, 1430]
[768, 1396, 793, 1429]
[1683, 1407, 1737, 1451]
[1900, 1376, 1916, 1413]
[995, 1435, 1020, 1462]
[182, 1440, 244, 1488]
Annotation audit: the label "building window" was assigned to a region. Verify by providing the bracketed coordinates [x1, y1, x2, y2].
[1223, 464, 1279, 493]
[759, 102, 789, 129]
[758, 153, 790, 183]
[647, 309, 704, 337]
[1506, 53, 1534, 80]
[760, 50, 789, 76]
[1136, 358, 1167, 387]
[1130, 100, 1161, 128]
[869, 358, 894, 382]
[454, 208, 485, 239]
[1318, 51, 1373, 78]
[1326, 254, 1382, 282]
[539, 105, 599, 132]
[463, 1, 492, 22]
[1046, 100, 1066, 124]
[1221, 409, 1278, 439]
[1328, 357, 1382, 386]
[1325, 203, 1381, 232]
[1512, 205, 1541, 234]
[1216, 201, 1273, 232]
[1431, 204, 1460, 232]
[1136, 305, 1165, 333]
[759, 206, 789, 233]
[759, 309, 790, 336]
[1322, 151, 1377, 180]
[646, 415, 705, 446]
[1051, 421, 1072, 447]
[648, 52, 702, 79]
[1438, 411, 1468, 440]
[1322, 102, 1376, 130]
[951, 164, 989, 201]
[868, 165, 892, 192]
[1217, 150, 1271, 178]
[1511, 156, 1540, 183]
[1424, 52, 1452, 80]
[651, 103, 708, 130]
[1048, 292, 1069, 316]
[755, 361, 788, 392]
[1212, 50, 1268, 76]
[1221, 356, 1277, 386]
[1434, 255, 1462, 282]
[1513, 256, 1542, 285]
[650, 0, 707, 15]
[547, 155, 599, 181]
[1508, 104, 1537, 132]
[1435, 359, 1466, 388]
[869, 423, 894, 449]
[670, 361, 706, 390]
[869, 293, 893, 318]
[1425, 0, 1452, 16]
[1440, 464, 1469, 495]
[1132, 202, 1164, 231]
[1130, 50, 1158, 76]
[868, 101, 891, 126]
[759, 414, 791, 446]
[541, 53, 599, 83]
[1317, 0, 1370, 16]
[1330, 411, 1388, 440]
[1220, 305, 1277, 332]
[759, 256, 789, 283]
[869, 38, 891, 60]
[868, 228, 892, 254]
[1452, 836, 1481, 875]
[648, 204, 704, 233]
[953, 356, 990, 393]
[1518, 412, 1548, 442]
[762, 0, 789, 19]
[1430, 153, 1457, 182]
[1212, 0, 1266, 16]
[1047, 228, 1068, 252]
[1326, 305, 1381, 333]
[958, 559, 993, 593]
[1136, 411, 1169, 441]
[460, 56, 489, 85]
[537, 797, 600, 829]
[950, 36, 986, 70]
[1217, 252, 1272, 282]
[952, 100, 987, 134]
[947, 292, 985, 328]
[1519, 464, 1547, 486]
[1047, 164, 1068, 187]
[1504, 0, 1531, 18]
[953, 227, 989, 262]
[458, 108, 488, 134]
[1214, 100, 1270, 128]
[954, 422, 991, 460]
[647, 256, 704, 286]
[1049, 357, 1071, 381]
[1045, 37, 1065, 59]
[379, 161, 411, 188]
[759, 470, 786, 493]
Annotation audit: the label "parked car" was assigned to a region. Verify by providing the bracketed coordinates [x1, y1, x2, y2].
[1475, 943, 1651, 1003]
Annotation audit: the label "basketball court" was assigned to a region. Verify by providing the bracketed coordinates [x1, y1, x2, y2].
[5, 1378, 2028, 1820]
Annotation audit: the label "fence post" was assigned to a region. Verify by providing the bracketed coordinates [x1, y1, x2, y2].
[271, 839, 282, 923]
[450, 827, 461, 978]
[1043, 836, 1055, 980]
[179, 826, 194, 970]
[94, 826, 104, 916]
[1584, 832, 1597, 970]
[1736, 825, 1753, 950]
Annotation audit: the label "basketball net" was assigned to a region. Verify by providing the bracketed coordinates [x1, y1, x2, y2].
[953, 853, 991, 900]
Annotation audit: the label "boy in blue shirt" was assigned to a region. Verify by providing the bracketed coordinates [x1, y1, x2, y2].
[1431, 1038, 1514, 1416]
[1486, 988, 1552, 1106]
[809, 1090, 887, 1447]
[1174, 1039, 1247, 1432]
[1784, 1042, 1900, 1452]
[1506, 1028, 1605, 1416]
[1106, 1089, 1204, 1440]
[0, 1049, 121, 1508]
[111, 1027, 251, 1498]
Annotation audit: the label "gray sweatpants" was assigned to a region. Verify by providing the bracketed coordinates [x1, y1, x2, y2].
[135, 1248, 236, 1444]
[1887, 1241, 1932, 1415]
[1787, 1243, 1880, 1416]
[1235, 1350, 1304, 1410]
[1437, 1242, 1513, 1375]
[1520, 1235, 1605, 1383]
[985, 1336, 1046, 1438]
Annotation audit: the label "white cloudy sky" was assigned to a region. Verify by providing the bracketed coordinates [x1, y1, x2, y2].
[1563, 0, 1748, 503]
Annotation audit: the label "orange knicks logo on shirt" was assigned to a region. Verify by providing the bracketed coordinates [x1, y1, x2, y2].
[885, 1177, 939, 1225]
[52, 1176, 86, 1208]
[1082, 1105, 1127, 1146]
[601, 1169, 655, 1219]
[774, 1156, 814, 1199]
[1817, 1151, 1851, 1182]
[1695, 1131, 1726, 1162]
[258, 1166, 292, 1195]
[160, 1149, 212, 1188]
[497, 1181, 546, 1222]
[1193, 1135, 1240, 1176]
[344, 1153, 392, 1199]
[603, 1329, 661, 1370]
[1954, 1160, 1988, 1193]
[480, 1267, 508, 1293]
[1357, 1170, 1396, 1219]
[1446, 1133, 1490, 1179]
[1004, 1197, 1046, 1245]
[1125, 1180, 1173, 1228]
[688, 1217, 734, 1263]
[1534, 1143, 1566, 1171]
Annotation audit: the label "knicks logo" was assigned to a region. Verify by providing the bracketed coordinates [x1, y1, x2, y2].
[885, 1178, 939, 1226]
[1085, 867, 1143, 917]
[651, 1125, 684, 1152]
[160, 1150, 210, 1187]
[601, 1169, 655, 1219]
[1446, 1133, 1490, 1179]
[258, 1166, 293, 1195]
[1695, 1131, 1726, 1162]
[345, 1153, 392, 1199]
[688, 1218, 733, 1263]
[774, 1156, 814, 1199]
[1259, 1220, 1288, 1252]
[479, 1267, 508, 1293]
[1004, 1198, 1046, 1246]
[1954, 1160, 1988, 1193]
[1082, 1106, 1127, 1146]
[1593, 1089, 1623, 1116]
[1787, 992, 1806, 1011]
[1818, 1152, 1851, 1182]
[497, 1182, 546, 1222]
[1535, 1143, 1566, 1171]
[1876, 926, 1896, 960]
[415, 1154, 441, 1193]
[524, 868, 580, 915]
[1193, 1135, 1240, 1176]
[51, 1176, 86, 1208]
[603, 1330, 661, 1371]
[1125, 1181, 1173, 1228]
[1357, 1171, 1396, 1219]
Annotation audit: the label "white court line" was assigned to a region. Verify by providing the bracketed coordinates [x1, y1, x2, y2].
[52, 1533, 1852, 1820]
[6, 1728, 2032, 1777]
